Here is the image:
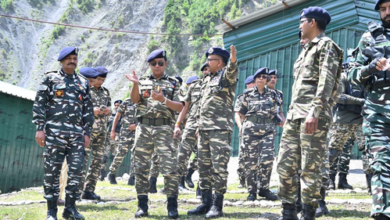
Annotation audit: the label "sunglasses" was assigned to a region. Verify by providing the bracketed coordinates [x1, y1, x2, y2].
[257, 75, 268, 79]
[150, 61, 165, 67]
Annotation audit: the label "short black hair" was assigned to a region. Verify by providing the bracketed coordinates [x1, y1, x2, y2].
[306, 17, 326, 31]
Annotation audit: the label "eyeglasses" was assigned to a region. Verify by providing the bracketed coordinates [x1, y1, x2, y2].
[207, 58, 220, 63]
[299, 19, 310, 25]
[150, 61, 165, 67]
[257, 75, 268, 79]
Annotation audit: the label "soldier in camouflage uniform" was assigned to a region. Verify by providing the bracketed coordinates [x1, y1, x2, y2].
[235, 67, 281, 202]
[174, 67, 209, 197]
[188, 46, 238, 219]
[79, 66, 111, 200]
[328, 61, 366, 192]
[33, 47, 94, 220]
[277, 7, 343, 219]
[235, 75, 256, 189]
[100, 99, 122, 181]
[125, 49, 183, 219]
[107, 99, 137, 185]
[267, 69, 286, 126]
[148, 152, 160, 193]
[348, 1, 390, 218]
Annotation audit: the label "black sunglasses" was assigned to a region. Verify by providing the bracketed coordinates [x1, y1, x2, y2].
[150, 61, 165, 67]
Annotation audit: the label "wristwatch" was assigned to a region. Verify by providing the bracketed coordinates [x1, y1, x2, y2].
[162, 97, 167, 105]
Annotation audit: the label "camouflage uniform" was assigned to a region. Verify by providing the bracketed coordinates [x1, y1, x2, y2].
[277, 33, 343, 207]
[234, 86, 281, 194]
[104, 112, 121, 159]
[331, 137, 354, 174]
[198, 61, 238, 194]
[235, 93, 246, 182]
[79, 86, 111, 193]
[133, 73, 181, 197]
[32, 70, 94, 201]
[177, 79, 202, 178]
[109, 99, 137, 175]
[149, 152, 160, 178]
[349, 26, 390, 218]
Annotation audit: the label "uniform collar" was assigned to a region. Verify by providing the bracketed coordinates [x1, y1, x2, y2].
[306, 32, 326, 49]
[254, 86, 269, 94]
[60, 69, 77, 79]
[149, 73, 168, 80]
[92, 86, 104, 91]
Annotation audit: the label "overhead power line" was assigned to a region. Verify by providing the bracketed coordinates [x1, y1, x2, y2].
[0, 14, 223, 37]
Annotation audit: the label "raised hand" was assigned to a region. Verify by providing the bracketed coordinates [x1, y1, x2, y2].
[125, 70, 139, 84]
[230, 45, 237, 63]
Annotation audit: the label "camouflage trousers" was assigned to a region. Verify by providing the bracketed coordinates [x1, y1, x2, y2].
[79, 131, 106, 193]
[134, 124, 179, 196]
[242, 121, 275, 193]
[328, 123, 365, 175]
[363, 119, 390, 218]
[198, 130, 231, 194]
[237, 130, 246, 180]
[43, 133, 85, 201]
[177, 128, 199, 177]
[331, 137, 353, 174]
[104, 132, 119, 157]
[320, 145, 330, 189]
[277, 118, 330, 207]
[109, 130, 135, 175]
[149, 152, 160, 178]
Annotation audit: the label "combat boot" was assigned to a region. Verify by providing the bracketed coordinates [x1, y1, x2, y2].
[81, 191, 101, 200]
[205, 193, 224, 219]
[374, 214, 390, 220]
[167, 195, 179, 219]
[149, 177, 157, 193]
[179, 176, 188, 191]
[258, 188, 277, 201]
[279, 203, 298, 220]
[237, 177, 246, 188]
[338, 173, 353, 189]
[328, 174, 335, 190]
[366, 173, 372, 195]
[188, 189, 212, 215]
[99, 169, 105, 181]
[185, 168, 195, 188]
[196, 184, 202, 199]
[62, 194, 84, 220]
[108, 172, 117, 184]
[315, 187, 329, 217]
[300, 204, 315, 220]
[128, 175, 135, 186]
[247, 193, 257, 201]
[46, 200, 58, 220]
[135, 195, 149, 218]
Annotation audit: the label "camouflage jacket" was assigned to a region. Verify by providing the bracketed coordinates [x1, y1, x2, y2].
[348, 29, 390, 125]
[136, 73, 181, 120]
[117, 98, 137, 137]
[234, 86, 281, 120]
[32, 70, 94, 137]
[183, 79, 202, 130]
[266, 86, 284, 113]
[288, 33, 343, 120]
[90, 86, 111, 133]
[198, 61, 238, 131]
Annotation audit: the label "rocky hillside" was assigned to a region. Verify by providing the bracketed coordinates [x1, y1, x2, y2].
[0, 0, 281, 101]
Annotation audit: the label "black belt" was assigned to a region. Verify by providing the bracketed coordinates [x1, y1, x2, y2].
[246, 116, 274, 124]
[138, 118, 171, 126]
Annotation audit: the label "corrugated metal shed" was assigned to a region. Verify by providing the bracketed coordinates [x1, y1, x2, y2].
[0, 81, 37, 101]
[222, 0, 376, 158]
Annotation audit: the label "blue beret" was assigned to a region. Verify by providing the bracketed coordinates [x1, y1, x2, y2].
[186, 76, 199, 84]
[58, 46, 78, 61]
[147, 49, 167, 62]
[94, 66, 108, 78]
[175, 76, 183, 84]
[205, 47, 230, 63]
[114, 100, 123, 104]
[269, 69, 278, 75]
[79, 67, 98, 79]
[375, 0, 390, 10]
[200, 62, 208, 71]
[245, 75, 254, 84]
[253, 67, 269, 79]
[300, 6, 331, 25]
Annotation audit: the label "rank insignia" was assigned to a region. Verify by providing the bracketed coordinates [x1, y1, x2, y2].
[55, 90, 64, 97]
[143, 90, 150, 98]
[78, 83, 83, 90]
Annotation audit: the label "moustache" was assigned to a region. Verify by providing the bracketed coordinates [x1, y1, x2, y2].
[68, 63, 76, 66]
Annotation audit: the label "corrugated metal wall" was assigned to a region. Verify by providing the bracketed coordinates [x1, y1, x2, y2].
[0, 92, 132, 193]
[225, 0, 377, 158]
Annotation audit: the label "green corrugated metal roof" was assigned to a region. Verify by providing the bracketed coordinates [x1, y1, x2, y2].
[222, 0, 379, 157]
